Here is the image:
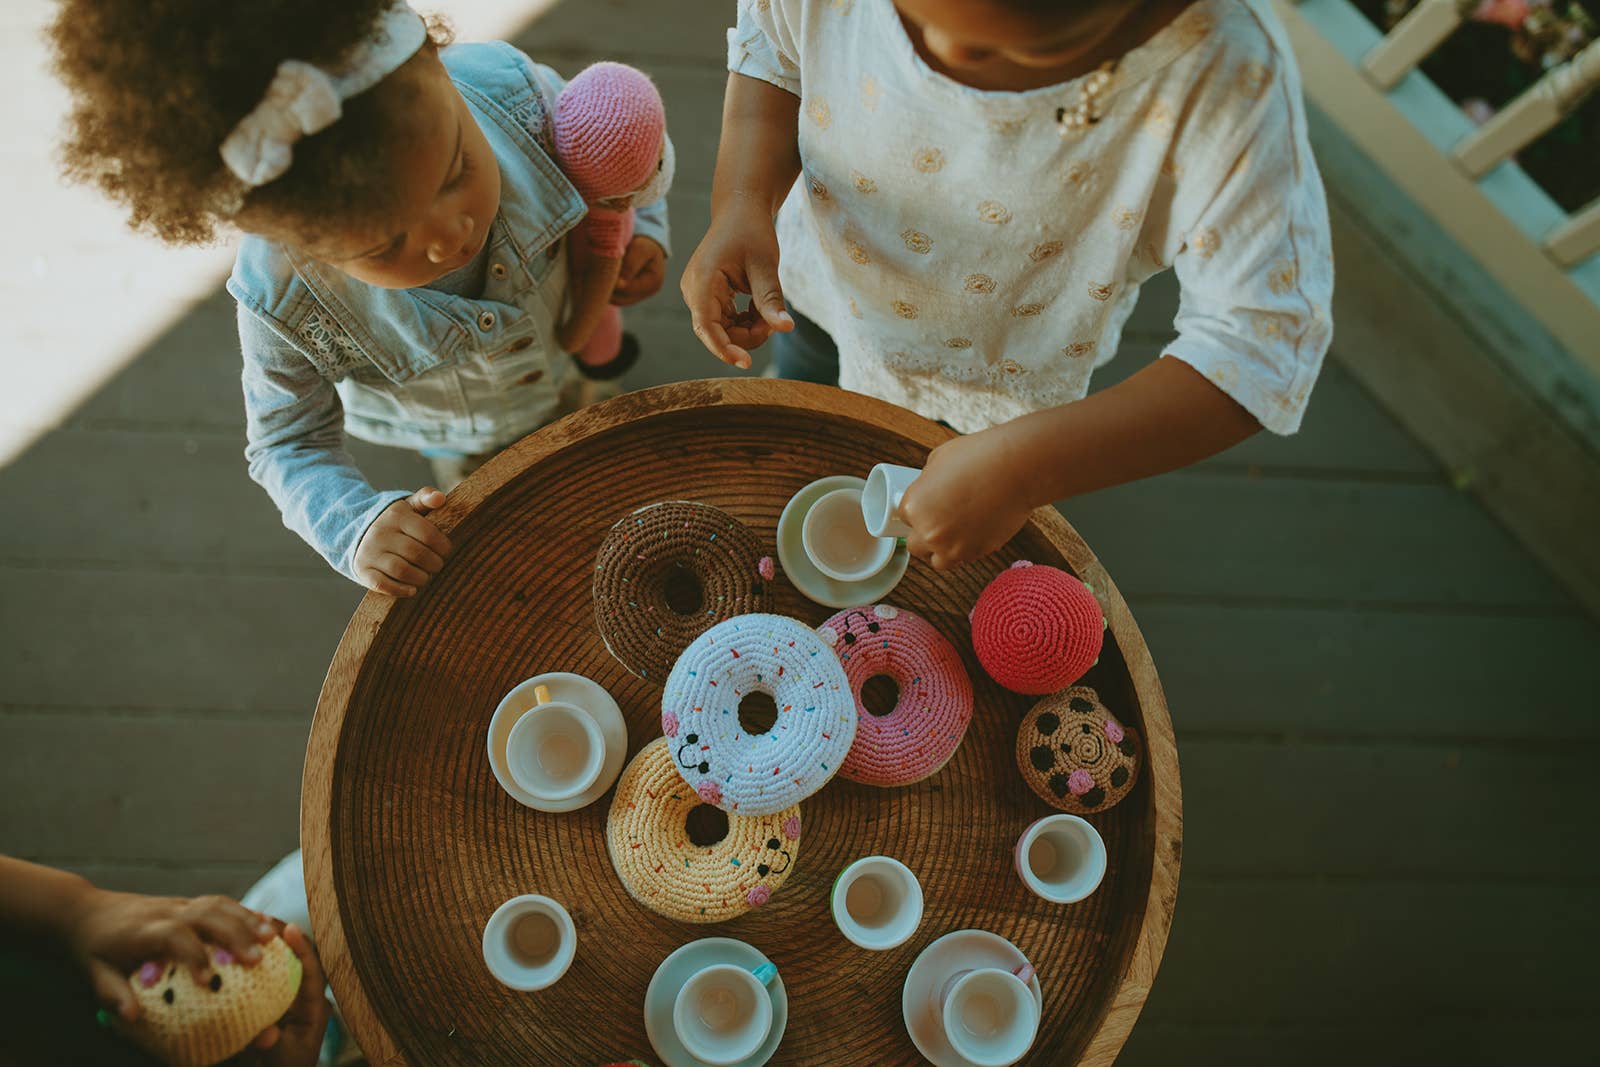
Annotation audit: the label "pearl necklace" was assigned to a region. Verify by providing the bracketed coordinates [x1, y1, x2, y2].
[1055, 61, 1119, 134]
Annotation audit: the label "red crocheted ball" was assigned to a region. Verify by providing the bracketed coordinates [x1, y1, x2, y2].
[971, 561, 1103, 695]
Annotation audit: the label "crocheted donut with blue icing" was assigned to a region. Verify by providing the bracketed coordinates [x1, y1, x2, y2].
[662, 613, 855, 816]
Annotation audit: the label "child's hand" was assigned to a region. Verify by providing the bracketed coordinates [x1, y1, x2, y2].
[680, 203, 794, 369]
[354, 488, 453, 597]
[238, 923, 331, 1067]
[898, 430, 1035, 571]
[611, 235, 666, 306]
[65, 886, 277, 1022]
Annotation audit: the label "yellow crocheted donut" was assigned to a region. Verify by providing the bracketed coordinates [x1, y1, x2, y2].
[607, 738, 801, 923]
[124, 936, 301, 1067]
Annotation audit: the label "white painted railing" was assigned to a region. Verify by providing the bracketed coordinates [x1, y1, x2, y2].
[1278, 0, 1600, 370]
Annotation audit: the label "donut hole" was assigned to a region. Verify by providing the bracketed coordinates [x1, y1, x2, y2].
[861, 674, 901, 717]
[738, 691, 779, 735]
[663, 567, 703, 616]
[684, 803, 729, 847]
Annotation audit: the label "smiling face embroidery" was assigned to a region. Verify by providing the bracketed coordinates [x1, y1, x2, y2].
[124, 939, 301, 1067]
[660, 613, 855, 817]
[608, 739, 804, 922]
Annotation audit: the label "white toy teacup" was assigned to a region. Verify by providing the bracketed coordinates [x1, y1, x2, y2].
[831, 855, 924, 951]
[481, 895, 576, 991]
[1015, 814, 1107, 904]
[938, 962, 1040, 1067]
[672, 960, 781, 1066]
[801, 487, 897, 583]
[861, 463, 920, 538]
[505, 685, 605, 802]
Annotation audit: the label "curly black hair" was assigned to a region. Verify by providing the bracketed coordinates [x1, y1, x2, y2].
[50, 0, 452, 247]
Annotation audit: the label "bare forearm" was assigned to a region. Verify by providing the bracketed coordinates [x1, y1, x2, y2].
[998, 356, 1261, 506]
[712, 74, 801, 220]
[559, 254, 623, 352]
[0, 855, 93, 945]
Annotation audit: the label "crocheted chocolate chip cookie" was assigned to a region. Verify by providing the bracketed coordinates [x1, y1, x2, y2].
[1016, 686, 1141, 813]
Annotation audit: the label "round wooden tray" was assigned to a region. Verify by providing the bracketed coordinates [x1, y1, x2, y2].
[302, 379, 1181, 1067]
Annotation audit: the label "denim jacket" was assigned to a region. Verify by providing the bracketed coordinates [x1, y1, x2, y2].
[228, 42, 669, 582]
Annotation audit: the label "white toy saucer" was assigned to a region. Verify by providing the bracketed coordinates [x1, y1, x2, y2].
[902, 930, 1044, 1067]
[645, 937, 788, 1067]
[487, 672, 627, 812]
[777, 475, 911, 609]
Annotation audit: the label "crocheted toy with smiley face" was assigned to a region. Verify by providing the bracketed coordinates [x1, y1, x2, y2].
[123, 937, 301, 1067]
[552, 62, 674, 378]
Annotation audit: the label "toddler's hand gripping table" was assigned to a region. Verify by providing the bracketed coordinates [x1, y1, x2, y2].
[302, 379, 1181, 1066]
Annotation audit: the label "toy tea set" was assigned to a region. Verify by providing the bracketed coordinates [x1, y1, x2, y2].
[473, 462, 1144, 1067]
[106, 466, 1139, 1067]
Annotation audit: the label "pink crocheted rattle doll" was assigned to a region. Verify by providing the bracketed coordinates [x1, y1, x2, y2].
[552, 62, 674, 380]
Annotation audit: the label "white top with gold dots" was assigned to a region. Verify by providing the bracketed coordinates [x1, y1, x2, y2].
[728, 0, 1333, 435]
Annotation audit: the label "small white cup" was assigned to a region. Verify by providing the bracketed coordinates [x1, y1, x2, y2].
[861, 463, 920, 538]
[672, 960, 780, 1066]
[801, 487, 896, 583]
[831, 856, 924, 951]
[1015, 814, 1107, 904]
[939, 963, 1041, 1067]
[505, 686, 605, 802]
[481, 895, 576, 991]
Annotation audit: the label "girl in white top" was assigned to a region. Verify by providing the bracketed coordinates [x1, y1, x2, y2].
[681, 0, 1334, 570]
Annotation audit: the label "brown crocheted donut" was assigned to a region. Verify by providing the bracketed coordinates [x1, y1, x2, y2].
[1016, 686, 1141, 814]
[592, 501, 773, 682]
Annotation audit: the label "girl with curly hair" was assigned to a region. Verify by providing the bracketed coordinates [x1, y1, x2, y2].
[52, 0, 672, 595]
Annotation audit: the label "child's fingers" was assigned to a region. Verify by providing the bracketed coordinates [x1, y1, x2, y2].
[397, 510, 453, 558]
[690, 317, 751, 369]
[182, 897, 265, 965]
[393, 531, 447, 575]
[744, 260, 793, 333]
[724, 311, 774, 353]
[376, 553, 430, 589]
[361, 568, 417, 598]
[250, 1024, 282, 1050]
[150, 920, 213, 980]
[88, 958, 138, 1021]
[406, 487, 447, 513]
[281, 924, 329, 1008]
[683, 274, 752, 367]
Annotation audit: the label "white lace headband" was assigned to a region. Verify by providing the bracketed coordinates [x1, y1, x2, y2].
[219, 0, 427, 188]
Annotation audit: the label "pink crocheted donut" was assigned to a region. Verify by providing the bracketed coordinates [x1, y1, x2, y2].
[970, 561, 1103, 695]
[819, 605, 973, 786]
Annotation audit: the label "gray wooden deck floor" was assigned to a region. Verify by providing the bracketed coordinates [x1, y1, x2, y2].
[3, 1, 1597, 1063]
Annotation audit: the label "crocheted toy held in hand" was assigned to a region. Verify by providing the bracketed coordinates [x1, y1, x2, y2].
[552, 62, 673, 378]
[123, 937, 301, 1067]
[971, 561, 1104, 695]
